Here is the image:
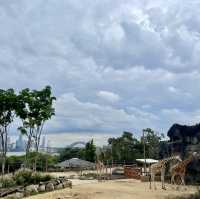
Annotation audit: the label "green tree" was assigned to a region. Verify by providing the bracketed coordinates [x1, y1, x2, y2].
[108, 132, 143, 162]
[59, 147, 85, 161]
[142, 128, 164, 159]
[0, 89, 17, 175]
[84, 139, 96, 162]
[16, 86, 56, 168]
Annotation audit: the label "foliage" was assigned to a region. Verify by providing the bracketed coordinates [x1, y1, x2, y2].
[16, 86, 56, 154]
[142, 128, 164, 159]
[59, 140, 96, 163]
[4, 153, 59, 173]
[13, 168, 53, 186]
[84, 139, 96, 162]
[107, 132, 143, 162]
[0, 89, 17, 174]
[59, 147, 85, 162]
[0, 176, 16, 188]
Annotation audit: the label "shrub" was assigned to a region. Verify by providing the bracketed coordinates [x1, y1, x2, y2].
[0, 176, 16, 188]
[13, 169, 53, 185]
[13, 168, 32, 185]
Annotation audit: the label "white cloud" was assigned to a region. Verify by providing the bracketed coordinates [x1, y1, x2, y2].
[97, 90, 120, 103]
[0, 0, 200, 143]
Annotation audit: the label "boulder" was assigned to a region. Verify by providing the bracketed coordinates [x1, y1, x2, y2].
[45, 182, 54, 191]
[54, 183, 63, 190]
[15, 192, 24, 199]
[25, 185, 38, 196]
[38, 184, 46, 192]
[62, 180, 72, 188]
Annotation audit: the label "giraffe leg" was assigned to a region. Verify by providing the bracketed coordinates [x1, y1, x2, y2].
[171, 174, 175, 185]
[181, 176, 186, 190]
[161, 168, 166, 190]
[152, 173, 156, 190]
[149, 173, 152, 189]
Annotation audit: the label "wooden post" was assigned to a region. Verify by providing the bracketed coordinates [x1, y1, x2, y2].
[143, 130, 147, 175]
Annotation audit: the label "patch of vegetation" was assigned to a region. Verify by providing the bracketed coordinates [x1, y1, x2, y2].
[0, 176, 16, 188]
[0, 169, 53, 188]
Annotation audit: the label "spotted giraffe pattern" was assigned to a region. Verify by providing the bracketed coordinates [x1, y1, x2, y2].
[150, 156, 182, 190]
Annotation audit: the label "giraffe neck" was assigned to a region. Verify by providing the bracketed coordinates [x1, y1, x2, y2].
[183, 157, 193, 166]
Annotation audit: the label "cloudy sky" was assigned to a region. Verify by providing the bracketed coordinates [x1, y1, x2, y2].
[1, 0, 200, 146]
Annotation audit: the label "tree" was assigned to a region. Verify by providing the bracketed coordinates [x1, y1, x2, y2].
[59, 147, 85, 162]
[0, 89, 17, 175]
[16, 86, 56, 168]
[142, 128, 164, 159]
[108, 132, 143, 162]
[84, 139, 96, 162]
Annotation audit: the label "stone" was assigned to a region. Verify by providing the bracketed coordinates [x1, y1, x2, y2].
[38, 184, 46, 192]
[45, 182, 54, 191]
[25, 185, 38, 196]
[55, 183, 63, 190]
[62, 180, 72, 188]
[15, 192, 24, 199]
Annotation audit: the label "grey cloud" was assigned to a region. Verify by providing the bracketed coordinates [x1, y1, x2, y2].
[0, 0, 200, 140]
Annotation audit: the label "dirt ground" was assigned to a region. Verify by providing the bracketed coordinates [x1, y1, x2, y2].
[27, 179, 198, 199]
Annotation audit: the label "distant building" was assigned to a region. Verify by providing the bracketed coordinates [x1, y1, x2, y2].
[15, 134, 25, 152]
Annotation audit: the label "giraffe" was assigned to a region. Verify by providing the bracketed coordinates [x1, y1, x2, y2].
[149, 156, 182, 190]
[96, 160, 106, 181]
[170, 153, 197, 187]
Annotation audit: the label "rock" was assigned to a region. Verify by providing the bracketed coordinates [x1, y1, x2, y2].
[5, 193, 16, 199]
[55, 183, 63, 190]
[45, 182, 54, 191]
[25, 185, 38, 196]
[15, 192, 24, 199]
[62, 180, 72, 188]
[38, 184, 46, 192]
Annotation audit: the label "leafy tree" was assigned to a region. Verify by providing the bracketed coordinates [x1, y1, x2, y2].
[59, 147, 85, 162]
[0, 89, 17, 175]
[84, 139, 96, 162]
[16, 86, 56, 168]
[142, 128, 164, 159]
[108, 132, 143, 162]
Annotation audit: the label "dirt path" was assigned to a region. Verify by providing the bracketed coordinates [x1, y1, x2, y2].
[27, 179, 198, 199]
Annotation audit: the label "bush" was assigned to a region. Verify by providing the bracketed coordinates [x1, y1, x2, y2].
[0, 176, 16, 188]
[13, 168, 32, 185]
[13, 169, 53, 186]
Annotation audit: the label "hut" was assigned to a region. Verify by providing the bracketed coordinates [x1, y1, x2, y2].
[55, 158, 95, 170]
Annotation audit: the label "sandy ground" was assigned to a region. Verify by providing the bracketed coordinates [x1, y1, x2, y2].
[27, 179, 198, 199]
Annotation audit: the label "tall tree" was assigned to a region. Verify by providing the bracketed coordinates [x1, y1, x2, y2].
[0, 89, 17, 175]
[84, 139, 96, 162]
[16, 86, 56, 168]
[108, 132, 143, 162]
[142, 128, 164, 159]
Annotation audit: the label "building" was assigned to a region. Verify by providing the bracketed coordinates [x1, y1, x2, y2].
[167, 123, 200, 158]
[15, 134, 26, 152]
[167, 123, 200, 183]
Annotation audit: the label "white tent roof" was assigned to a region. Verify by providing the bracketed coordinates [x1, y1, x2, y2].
[136, 158, 158, 164]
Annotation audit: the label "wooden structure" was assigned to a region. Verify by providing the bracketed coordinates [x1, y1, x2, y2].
[124, 165, 141, 179]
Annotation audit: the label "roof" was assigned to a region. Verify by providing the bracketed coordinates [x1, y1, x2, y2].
[167, 123, 200, 138]
[55, 158, 95, 168]
[136, 159, 158, 164]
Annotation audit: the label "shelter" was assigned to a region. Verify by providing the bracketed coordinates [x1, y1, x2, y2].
[136, 159, 158, 165]
[55, 158, 95, 170]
